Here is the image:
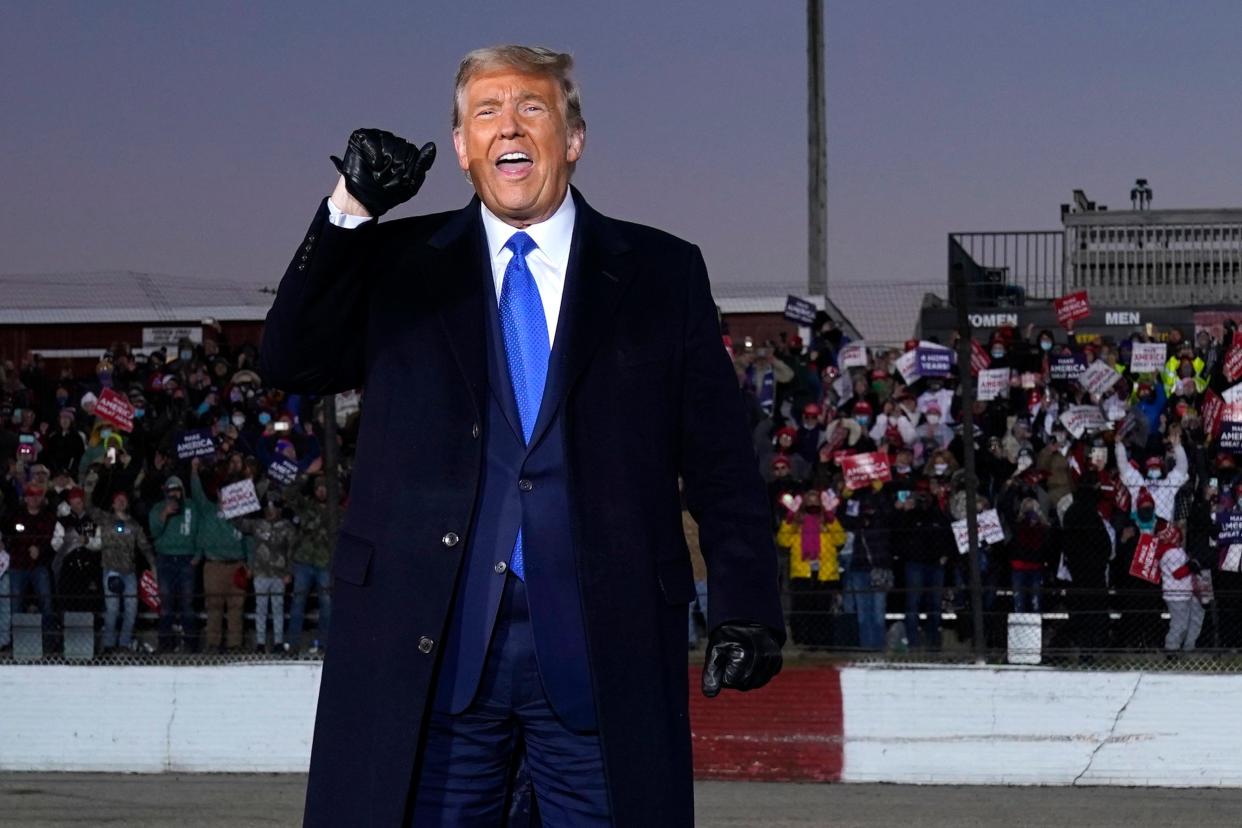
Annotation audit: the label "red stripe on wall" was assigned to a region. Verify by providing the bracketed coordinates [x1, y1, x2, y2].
[689, 665, 843, 782]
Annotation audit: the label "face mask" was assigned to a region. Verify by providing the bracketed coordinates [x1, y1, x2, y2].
[855, 416, 871, 427]
[232, 413, 246, 427]
[180, 350, 192, 362]
[1137, 507, 1155, 523]
[928, 382, 943, 392]
[229, 388, 243, 403]
[991, 348, 1005, 359]
[895, 464, 911, 474]
[133, 408, 144, 419]
[197, 401, 211, 416]
[1147, 469, 1162, 480]
[100, 428, 112, 440]
[1040, 340, 1052, 352]
[927, 414, 941, 426]
[258, 412, 272, 426]
[933, 463, 948, 476]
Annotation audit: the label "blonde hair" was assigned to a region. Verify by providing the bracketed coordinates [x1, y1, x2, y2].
[452, 45, 584, 133]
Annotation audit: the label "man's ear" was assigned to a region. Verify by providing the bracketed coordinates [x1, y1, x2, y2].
[566, 123, 585, 164]
[452, 128, 470, 173]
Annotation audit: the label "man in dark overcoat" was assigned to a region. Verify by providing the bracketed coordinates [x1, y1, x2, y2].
[261, 44, 784, 827]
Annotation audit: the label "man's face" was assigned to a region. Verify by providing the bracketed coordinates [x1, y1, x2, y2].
[453, 68, 584, 227]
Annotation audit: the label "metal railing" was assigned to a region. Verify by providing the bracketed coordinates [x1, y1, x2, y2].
[949, 231, 1065, 305]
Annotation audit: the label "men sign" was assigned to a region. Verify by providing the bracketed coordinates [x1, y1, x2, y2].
[94, 388, 135, 432]
[841, 451, 892, 490]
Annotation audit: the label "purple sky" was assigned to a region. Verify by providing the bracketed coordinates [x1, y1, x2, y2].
[4, 1, 1242, 300]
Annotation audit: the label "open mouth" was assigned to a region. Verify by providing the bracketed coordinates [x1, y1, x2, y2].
[495, 151, 533, 177]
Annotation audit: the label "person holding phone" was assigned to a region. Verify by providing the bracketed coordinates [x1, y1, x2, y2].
[93, 490, 154, 653]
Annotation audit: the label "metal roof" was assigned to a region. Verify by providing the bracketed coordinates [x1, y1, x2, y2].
[0, 271, 275, 325]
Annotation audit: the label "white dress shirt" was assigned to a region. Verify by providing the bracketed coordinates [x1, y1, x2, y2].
[327, 190, 575, 349]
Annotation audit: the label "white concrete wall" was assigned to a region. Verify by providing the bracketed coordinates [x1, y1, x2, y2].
[0, 663, 321, 772]
[840, 664, 1242, 786]
[4, 662, 1240, 785]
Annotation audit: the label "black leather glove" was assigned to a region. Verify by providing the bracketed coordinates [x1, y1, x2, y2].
[701, 622, 783, 698]
[330, 128, 436, 217]
[1188, 559, 1202, 575]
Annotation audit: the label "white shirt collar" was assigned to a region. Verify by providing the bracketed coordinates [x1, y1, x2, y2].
[479, 188, 576, 272]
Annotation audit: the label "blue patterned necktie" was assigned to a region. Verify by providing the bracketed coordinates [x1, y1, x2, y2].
[499, 230, 548, 581]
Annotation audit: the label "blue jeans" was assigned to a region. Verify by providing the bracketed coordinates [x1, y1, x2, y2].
[102, 571, 139, 648]
[688, 579, 708, 646]
[904, 561, 944, 651]
[9, 567, 53, 629]
[1011, 569, 1043, 613]
[413, 576, 610, 826]
[844, 569, 888, 651]
[288, 562, 331, 647]
[156, 555, 198, 648]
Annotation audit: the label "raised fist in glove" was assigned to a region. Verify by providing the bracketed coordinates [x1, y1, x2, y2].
[331, 129, 436, 217]
[701, 622, 783, 698]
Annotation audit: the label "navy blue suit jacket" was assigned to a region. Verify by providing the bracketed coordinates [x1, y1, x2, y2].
[261, 188, 784, 827]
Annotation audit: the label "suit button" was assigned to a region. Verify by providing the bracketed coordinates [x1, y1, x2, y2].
[306, 234, 316, 242]
[418, 636, 434, 654]
[518, 479, 533, 492]
[472, 423, 480, 439]
[297, 264, 306, 271]
[441, 532, 460, 547]
[494, 561, 507, 574]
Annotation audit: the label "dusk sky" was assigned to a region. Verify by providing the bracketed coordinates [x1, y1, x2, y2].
[4, 1, 1242, 303]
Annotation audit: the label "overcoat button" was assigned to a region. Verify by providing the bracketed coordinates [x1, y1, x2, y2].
[441, 532, 460, 547]
[418, 637, 434, 654]
[494, 561, 507, 574]
[472, 423, 480, 439]
[518, 479, 533, 492]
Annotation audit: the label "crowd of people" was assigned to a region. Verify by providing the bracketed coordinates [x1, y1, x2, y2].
[0, 325, 347, 656]
[727, 312, 1239, 656]
[5, 310, 1242, 660]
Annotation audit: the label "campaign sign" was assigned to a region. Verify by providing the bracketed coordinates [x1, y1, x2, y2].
[915, 346, 954, 378]
[175, 429, 217, 460]
[951, 509, 1005, 554]
[1077, 359, 1121, 395]
[1129, 342, 1167, 374]
[267, 458, 299, 486]
[1225, 332, 1242, 383]
[1129, 533, 1161, 584]
[139, 570, 160, 611]
[1220, 422, 1242, 452]
[783, 295, 818, 325]
[1054, 290, 1091, 329]
[219, 479, 261, 519]
[838, 342, 869, 370]
[976, 368, 1010, 402]
[1059, 405, 1107, 439]
[969, 339, 990, 376]
[894, 348, 920, 383]
[1049, 353, 1087, 380]
[1219, 512, 1242, 544]
[95, 387, 135, 432]
[1204, 389, 1226, 440]
[841, 451, 892, 490]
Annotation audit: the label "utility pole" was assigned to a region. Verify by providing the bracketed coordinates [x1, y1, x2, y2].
[807, 0, 828, 297]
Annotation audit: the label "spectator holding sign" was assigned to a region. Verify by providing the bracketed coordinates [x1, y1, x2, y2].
[189, 459, 248, 653]
[149, 476, 199, 652]
[237, 494, 296, 654]
[776, 490, 845, 646]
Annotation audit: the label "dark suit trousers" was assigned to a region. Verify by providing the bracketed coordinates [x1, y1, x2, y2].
[410, 575, 611, 827]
